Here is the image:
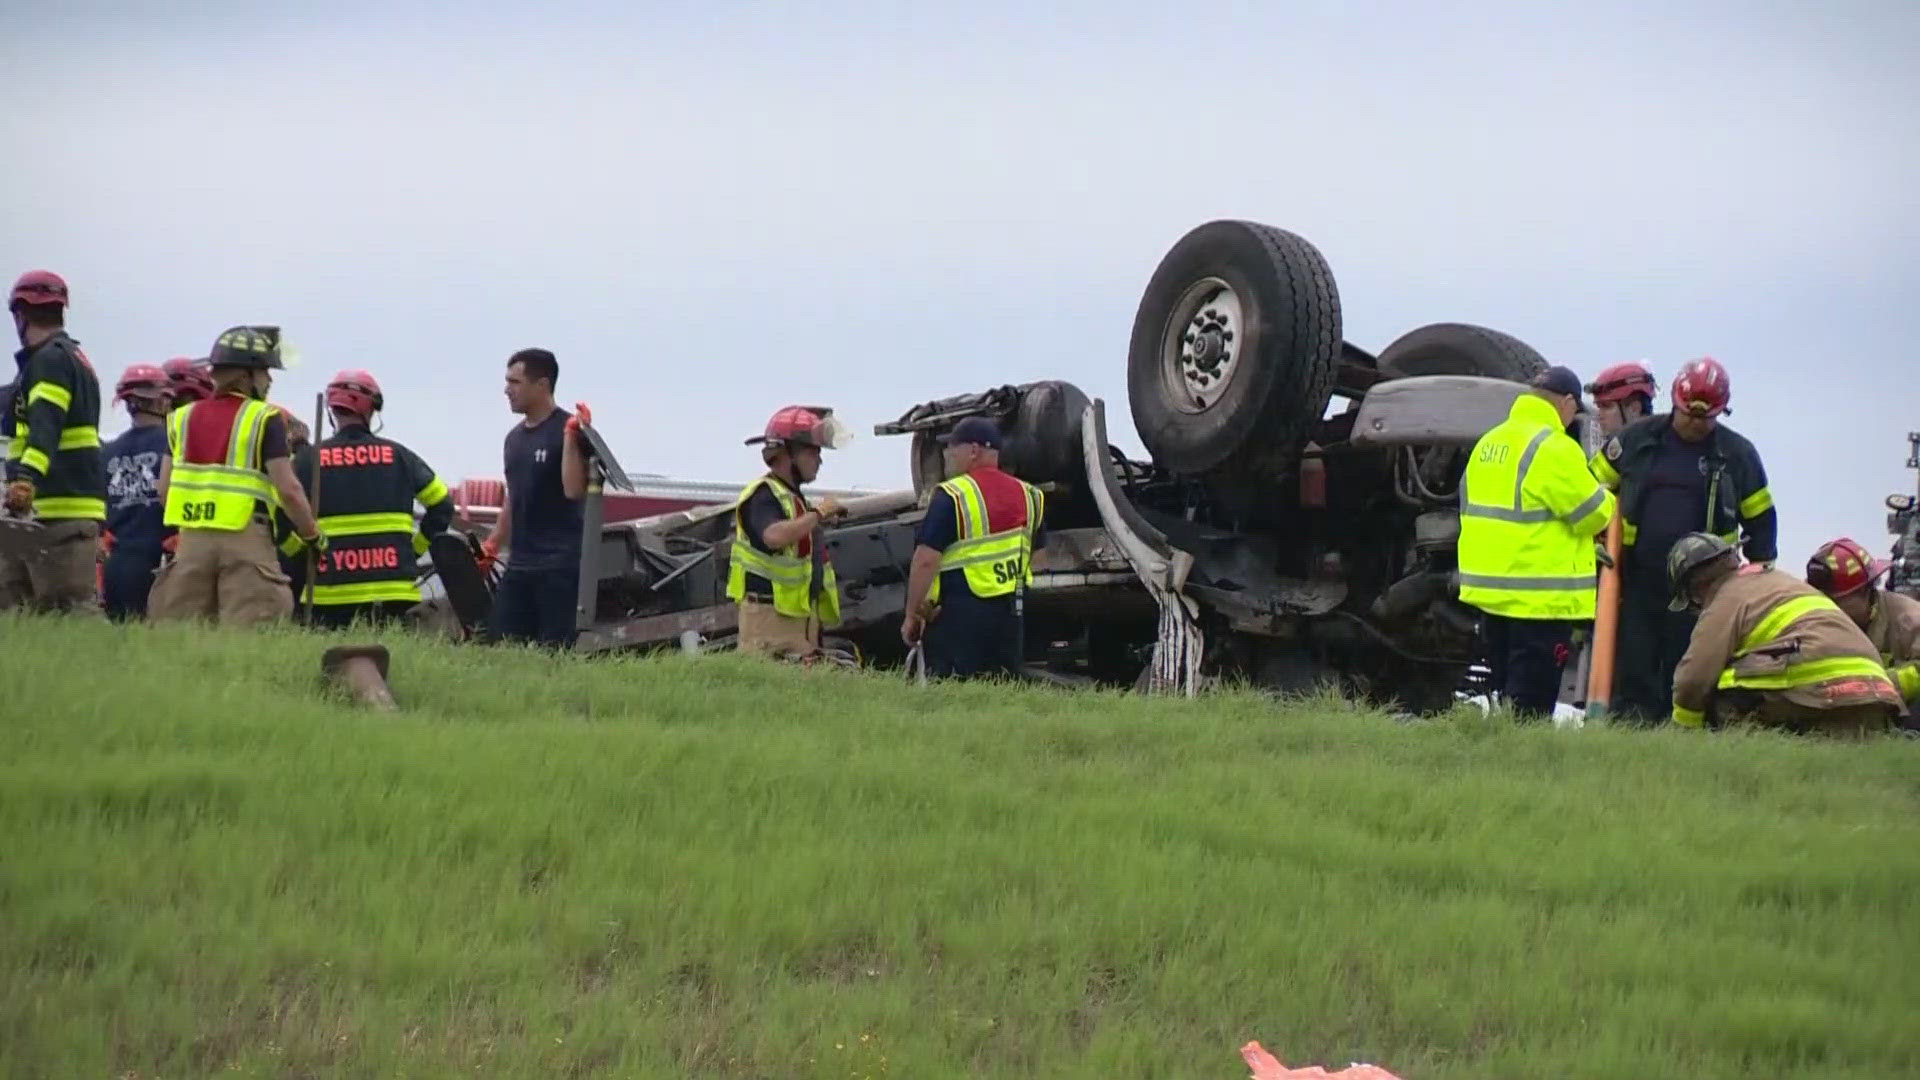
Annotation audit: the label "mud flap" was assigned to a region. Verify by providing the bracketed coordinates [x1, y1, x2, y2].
[428, 533, 494, 636]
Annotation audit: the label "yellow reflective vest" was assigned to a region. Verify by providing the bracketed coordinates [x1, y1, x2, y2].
[928, 471, 1045, 605]
[1457, 394, 1616, 620]
[162, 397, 277, 531]
[724, 475, 841, 625]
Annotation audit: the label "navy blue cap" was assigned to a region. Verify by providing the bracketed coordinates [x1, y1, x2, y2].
[1530, 366, 1589, 412]
[939, 416, 1003, 449]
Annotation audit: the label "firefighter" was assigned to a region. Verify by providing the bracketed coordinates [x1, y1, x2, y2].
[99, 364, 175, 620]
[162, 356, 213, 409]
[726, 405, 850, 658]
[1588, 356, 1777, 725]
[149, 326, 324, 626]
[1806, 537, 1920, 727]
[284, 369, 454, 629]
[1667, 532, 1902, 736]
[1456, 367, 1616, 717]
[899, 417, 1049, 680]
[1, 270, 106, 614]
[1584, 360, 1657, 438]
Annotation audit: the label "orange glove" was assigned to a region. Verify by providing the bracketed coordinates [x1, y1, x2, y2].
[565, 402, 594, 439]
[99, 530, 116, 560]
[477, 537, 500, 575]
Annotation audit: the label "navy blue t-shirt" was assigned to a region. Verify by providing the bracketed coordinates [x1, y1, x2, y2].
[502, 408, 583, 573]
[1631, 427, 1711, 571]
[103, 424, 172, 551]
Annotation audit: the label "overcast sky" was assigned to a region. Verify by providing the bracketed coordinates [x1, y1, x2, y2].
[6, 1, 1916, 568]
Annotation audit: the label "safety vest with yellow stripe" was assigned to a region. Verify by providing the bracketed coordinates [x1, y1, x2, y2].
[928, 471, 1046, 605]
[1457, 394, 1616, 620]
[1671, 591, 1900, 728]
[5, 333, 107, 520]
[163, 398, 276, 531]
[725, 475, 841, 625]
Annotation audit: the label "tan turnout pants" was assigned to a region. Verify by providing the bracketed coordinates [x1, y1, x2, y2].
[148, 520, 293, 627]
[737, 599, 821, 659]
[0, 518, 101, 615]
[1712, 693, 1898, 738]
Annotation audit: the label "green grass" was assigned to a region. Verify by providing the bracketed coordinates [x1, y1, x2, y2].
[3, 613, 1918, 1079]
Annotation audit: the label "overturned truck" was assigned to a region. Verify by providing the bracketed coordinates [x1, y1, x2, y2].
[436, 220, 1563, 712]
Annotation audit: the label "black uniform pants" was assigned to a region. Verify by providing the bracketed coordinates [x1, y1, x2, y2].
[308, 600, 417, 630]
[102, 546, 162, 621]
[1482, 614, 1574, 718]
[1613, 562, 1699, 725]
[924, 593, 1023, 679]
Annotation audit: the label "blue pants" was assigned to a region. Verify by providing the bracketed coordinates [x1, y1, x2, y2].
[102, 546, 163, 621]
[924, 593, 1023, 679]
[1482, 614, 1574, 718]
[489, 564, 579, 649]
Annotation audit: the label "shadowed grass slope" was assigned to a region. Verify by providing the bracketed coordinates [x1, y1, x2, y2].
[2, 613, 1918, 1079]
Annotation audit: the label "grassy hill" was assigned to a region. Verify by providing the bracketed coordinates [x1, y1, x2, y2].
[3, 613, 1918, 1079]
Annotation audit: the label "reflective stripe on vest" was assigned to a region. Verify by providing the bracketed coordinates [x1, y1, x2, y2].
[1713, 592, 1896, 693]
[929, 473, 1044, 604]
[303, 511, 421, 607]
[1456, 398, 1603, 619]
[163, 399, 275, 531]
[723, 476, 841, 624]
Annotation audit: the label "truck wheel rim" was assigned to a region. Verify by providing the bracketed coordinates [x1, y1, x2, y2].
[1162, 276, 1242, 414]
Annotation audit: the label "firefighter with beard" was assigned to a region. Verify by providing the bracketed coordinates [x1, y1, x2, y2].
[282, 369, 453, 629]
[2, 270, 106, 614]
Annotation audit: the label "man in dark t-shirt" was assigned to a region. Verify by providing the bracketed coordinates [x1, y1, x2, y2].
[482, 348, 585, 648]
[100, 364, 176, 620]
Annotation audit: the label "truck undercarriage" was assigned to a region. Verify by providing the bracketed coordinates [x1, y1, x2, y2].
[432, 220, 1572, 713]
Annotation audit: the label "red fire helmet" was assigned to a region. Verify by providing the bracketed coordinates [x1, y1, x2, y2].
[1586, 360, 1657, 406]
[745, 405, 850, 451]
[9, 269, 68, 310]
[1670, 356, 1731, 419]
[1805, 537, 1890, 598]
[326, 368, 384, 417]
[114, 363, 171, 405]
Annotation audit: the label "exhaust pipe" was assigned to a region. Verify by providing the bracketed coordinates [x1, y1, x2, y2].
[321, 644, 397, 711]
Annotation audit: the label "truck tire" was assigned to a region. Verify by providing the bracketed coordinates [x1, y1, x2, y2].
[1375, 322, 1548, 383]
[1127, 220, 1341, 477]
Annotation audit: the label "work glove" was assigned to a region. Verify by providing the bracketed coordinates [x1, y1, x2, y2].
[476, 537, 500, 576]
[3, 479, 33, 515]
[816, 495, 848, 521]
[565, 402, 594, 443]
[99, 530, 116, 561]
[1594, 542, 1615, 570]
[299, 527, 330, 553]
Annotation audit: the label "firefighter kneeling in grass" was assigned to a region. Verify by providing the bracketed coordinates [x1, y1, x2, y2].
[149, 326, 325, 626]
[1805, 537, 1920, 730]
[726, 406, 850, 659]
[281, 369, 453, 630]
[1666, 532, 1903, 737]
